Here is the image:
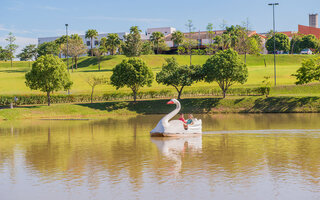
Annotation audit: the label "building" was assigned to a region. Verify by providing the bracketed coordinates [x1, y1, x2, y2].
[38, 32, 128, 50]
[146, 27, 176, 37]
[309, 14, 318, 28]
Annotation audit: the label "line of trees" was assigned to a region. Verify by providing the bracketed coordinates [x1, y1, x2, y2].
[266, 32, 320, 54]
[24, 48, 248, 105]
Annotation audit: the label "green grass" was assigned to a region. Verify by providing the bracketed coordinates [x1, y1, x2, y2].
[0, 54, 318, 96]
[2, 96, 320, 120]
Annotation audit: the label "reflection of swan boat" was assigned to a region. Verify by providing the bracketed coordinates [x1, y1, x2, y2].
[151, 137, 202, 175]
[150, 99, 202, 137]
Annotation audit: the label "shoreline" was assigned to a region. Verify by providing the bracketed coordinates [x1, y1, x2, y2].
[1, 96, 320, 120]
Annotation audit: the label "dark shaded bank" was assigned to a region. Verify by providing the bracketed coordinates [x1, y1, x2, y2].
[1, 97, 320, 120]
[82, 96, 320, 114]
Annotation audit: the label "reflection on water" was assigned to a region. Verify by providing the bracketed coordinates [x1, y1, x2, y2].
[151, 137, 202, 177]
[0, 114, 320, 200]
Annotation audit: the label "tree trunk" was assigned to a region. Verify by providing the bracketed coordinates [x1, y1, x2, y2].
[91, 87, 94, 103]
[223, 90, 226, 98]
[11, 58, 13, 68]
[133, 90, 137, 102]
[91, 37, 93, 56]
[190, 53, 192, 65]
[75, 56, 78, 70]
[72, 58, 74, 72]
[99, 58, 101, 71]
[47, 91, 51, 106]
[177, 90, 182, 99]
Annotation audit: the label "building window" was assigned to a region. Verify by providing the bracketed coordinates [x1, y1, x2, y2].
[86, 41, 90, 46]
[94, 40, 99, 46]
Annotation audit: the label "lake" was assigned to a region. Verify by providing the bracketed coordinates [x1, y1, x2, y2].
[0, 114, 319, 200]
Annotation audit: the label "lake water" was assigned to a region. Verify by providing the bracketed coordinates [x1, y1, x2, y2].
[0, 114, 319, 200]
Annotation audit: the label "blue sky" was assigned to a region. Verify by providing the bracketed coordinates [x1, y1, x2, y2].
[0, 0, 319, 54]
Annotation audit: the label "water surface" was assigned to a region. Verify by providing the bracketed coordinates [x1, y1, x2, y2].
[0, 114, 319, 200]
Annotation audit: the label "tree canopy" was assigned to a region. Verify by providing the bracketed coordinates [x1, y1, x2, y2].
[150, 31, 165, 54]
[202, 49, 248, 98]
[25, 55, 73, 106]
[266, 33, 290, 53]
[110, 58, 153, 102]
[171, 31, 184, 47]
[85, 29, 98, 56]
[37, 41, 60, 57]
[292, 57, 320, 85]
[156, 57, 202, 99]
[17, 44, 37, 62]
[122, 26, 142, 57]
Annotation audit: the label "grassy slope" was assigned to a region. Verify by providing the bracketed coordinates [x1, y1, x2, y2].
[0, 54, 318, 96]
[1, 96, 320, 120]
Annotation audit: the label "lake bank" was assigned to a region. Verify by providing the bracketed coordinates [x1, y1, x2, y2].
[1, 96, 320, 120]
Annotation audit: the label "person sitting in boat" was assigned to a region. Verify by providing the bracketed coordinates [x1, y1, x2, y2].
[179, 113, 188, 130]
[187, 114, 194, 125]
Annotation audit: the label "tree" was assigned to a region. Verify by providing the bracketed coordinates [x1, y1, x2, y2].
[25, 55, 73, 106]
[61, 37, 87, 71]
[105, 33, 121, 55]
[182, 38, 198, 64]
[17, 44, 37, 67]
[202, 49, 248, 98]
[206, 23, 215, 55]
[122, 26, 142, 57]
[300, 34, 318, 50]
[171, 30, 184, 47]
[92, 47, 104, 71]
[0, 46, 11, 61]
[290, 33, 303, 54]
[185, 20, 196, 65]
[37, 41, 60, 57]
[86, 75, 107, 103]
[110, 58, 153, 102]
[292, 57, 320, 85]
[85, 29, 98, 56]
[266, 33, 290, 53]
[5, 32, 19, 68]
[141, 41, 154, 55]
[156, 57, 202, 99]
[55, 35, 70, 58]
[150, 31, 165, 54]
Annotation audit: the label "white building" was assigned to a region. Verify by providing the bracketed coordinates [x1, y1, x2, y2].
[146, 27, 176, 37]
[38, 32, 128, 50]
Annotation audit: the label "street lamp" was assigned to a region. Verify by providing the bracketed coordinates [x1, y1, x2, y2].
[268, 3, 279, 86]
[65, 24, 69, 72]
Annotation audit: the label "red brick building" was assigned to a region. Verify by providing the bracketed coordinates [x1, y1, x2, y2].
[298, 24, 320, 39]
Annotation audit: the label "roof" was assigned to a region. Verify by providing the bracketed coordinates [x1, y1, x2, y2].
[164, 30, 257, 41]
[298, 24, 320, 39]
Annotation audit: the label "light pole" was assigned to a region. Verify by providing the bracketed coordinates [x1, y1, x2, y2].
[268, 3, 279, 86]
[65, 24, 69, 72]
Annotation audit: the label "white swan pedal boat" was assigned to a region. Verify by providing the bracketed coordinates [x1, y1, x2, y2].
[150, 99, 202, 137]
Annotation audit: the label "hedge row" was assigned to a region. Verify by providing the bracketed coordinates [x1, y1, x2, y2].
[0, 87, 270, 106]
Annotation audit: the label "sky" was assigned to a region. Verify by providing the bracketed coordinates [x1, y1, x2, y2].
[0, 0, 319, 54]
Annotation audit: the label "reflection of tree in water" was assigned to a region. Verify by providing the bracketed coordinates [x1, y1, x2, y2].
[0, 116, 319, 191]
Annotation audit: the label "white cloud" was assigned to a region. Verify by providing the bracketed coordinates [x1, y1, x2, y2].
[0, 24, 32, 34]
[77, 16, 171, 23]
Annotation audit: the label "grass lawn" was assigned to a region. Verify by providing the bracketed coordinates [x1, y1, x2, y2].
[0, 54, 318, 96]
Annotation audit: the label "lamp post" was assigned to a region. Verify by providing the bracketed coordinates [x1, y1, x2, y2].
[65, 24, 69, 72]
[268, 3, 279, 86]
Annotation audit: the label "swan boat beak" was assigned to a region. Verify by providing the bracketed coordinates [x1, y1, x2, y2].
[167, 100, 174, 104]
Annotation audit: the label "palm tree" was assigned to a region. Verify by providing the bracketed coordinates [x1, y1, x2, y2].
[106, 33, 121, 55]
[150, 32, 164, 54]
[171, 31, 184, 47]
[85, 29, 98, 56]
